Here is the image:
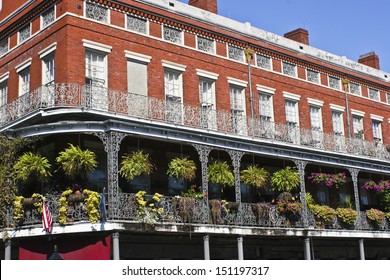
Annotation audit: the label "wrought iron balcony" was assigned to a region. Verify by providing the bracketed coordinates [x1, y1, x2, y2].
[0, 83, 389, 160]
[3, 193, 389, 232]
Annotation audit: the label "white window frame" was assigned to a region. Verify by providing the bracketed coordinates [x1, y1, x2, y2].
[228, 78, 247, 135]
[18, 23, 31, 44]
[351, 109, 365, 139]
[126, 14, 148, 34]
[162, 25, 183, 44]
[329, 76, 341, 90]
[0, 38, 9, 57]
[370, 114, 383, 143]
[282, 61, 297, 77]
[39, 43, 57, 86]
[40, 5, 56, 29]
[0, 73, 9, 111]
[306, 69, 320, 84]
[257, 85, 275, 122]
[387, 92, 390, 104]
[283, 92, 300, 126]
[331, 107, 345, 136]
[349, 82, 361, 96]
[196, 36, 215, 54]
[84, 1, 110, 23]
[256, 53, 272, 70]
[16, 59, 32, 97]
[368, 88, 380, 101]
[197, 70, 218, 130]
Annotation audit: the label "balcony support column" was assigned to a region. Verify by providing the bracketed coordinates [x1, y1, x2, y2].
[304, 238, 311, 260]
[193, 144, 212, 222]
[94, 132, 126, 219]
[228, 150, 244, 204]
[112, 232, 120, 260]
[348, 168, 361, 228]
[359, 239, 365, 260]
[4, 238, 11, 260]
[203, 235, 210, 260]
[293, 160, 308, 227]
[237, 236, 244, 260]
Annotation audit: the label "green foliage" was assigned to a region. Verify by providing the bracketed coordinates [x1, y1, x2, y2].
[167, 157, 197, 181]
[240, 165, 269, 189]
[365, 208, 385, 224]
[336, 207, 358, 225]
[310, 204, 336, 223]
[13, 152, 52, 183]
[376, 189, 390, 212]
[119, 151, 154, 181]
[56, 144, 97, 180]
[83, 189, 101, 223]
[207, 161, 234, 187]
[271, 166, 300, 192]
[305, 192, 316, 207]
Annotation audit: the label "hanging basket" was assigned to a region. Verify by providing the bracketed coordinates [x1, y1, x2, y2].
[22, 197, 36, 207]
[67, 193, 86, 203]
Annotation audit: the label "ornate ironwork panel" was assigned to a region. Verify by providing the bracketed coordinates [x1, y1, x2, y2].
[197, 36, 214, 53]
[256, 54, 272, 70]
[228, 45, 244, 62]
[282, 61, 296, 77]
[127, 15, 147, 34]
[228, 150, 244, 203]
[86, 2, 109, 23]
[19, 25, 31, 43]
[42, 7, 55, 28]
[163, 26, 182, 44]
[349, 82, 361, 95]
[329, 76, 341, 90]
[193, 144, 212, 206]
[0, 39, 8, 56]
[293, 160, 308, 227]
[307, 69, 320, 83]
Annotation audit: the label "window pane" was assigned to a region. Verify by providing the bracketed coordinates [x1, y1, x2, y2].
[307, 69, 319, 83]
[282, 62, 296, 77]
[197, 36, 214, 53]
[86, 2, 108, 22]
[163, 26, 182, 44]
[257, 54, 271, 70]
[329, 76, 340, 90]
[285, 100, 296, 123]
[127, 15, 147, 34]
[228, 45, 244, 62]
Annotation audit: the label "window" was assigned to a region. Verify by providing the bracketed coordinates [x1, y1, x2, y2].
[368, 88, 380, 101]
[85, 1, 109, 23]
[0, 38, 8, 56]
[310, 106, 322, 131]
[197, 36, 215, 54]
[229, 81, 247, 135]
[83, 39, 112, 110]
[41, 6, 55, 28]
[19, 68, 30, 96]
[259, 93, 273, 121]
[282, 62, 296, 77]
[387, 92, 390, 104]
[332, 111, 344, 135]
[42, 54, 55, 86]
[349, 82, 361, 95]
[198, 72, 217, 129]
[352, 115, 364, 139]
[372, 121, 382, 143]
[18, 24, 31, 43]
[0, 79, 7, 111]
[285, 100, 298, 125]
[256, 54, 272, 70]
[307, 69, 320, 84]
[126, 15, 147, 34]
[329, 76, 340, 90]
[163, 26, 182, 44]
[228, 45, 244, 62]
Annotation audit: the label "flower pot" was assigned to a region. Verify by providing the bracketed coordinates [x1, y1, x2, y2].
[67, 193, 85, 203]
[22, 197, 36, 207]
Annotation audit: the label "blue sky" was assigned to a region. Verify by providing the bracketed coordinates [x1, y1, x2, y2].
[177, 0, 390, 73]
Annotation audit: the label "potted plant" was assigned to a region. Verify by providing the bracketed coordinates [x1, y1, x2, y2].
[207, 160, 234, 191]
[275, 192, 302, 226]
[56, 144, 97, 186]
[209, 199, 229, 224]
[308, 172, 347, 188]
[83, 189, 101, 224]
[12, 196, 25, 225]
[251, 202, 271, 223]
[13, 152, 52, 184]
[271, 166, 300, 193]
[336, 207, 357, 227]
[365, 208, 385, 227]
[167, 157, 197, 181]
[310, 204, 336, 228]
[119, 150, 154, 181]
[173, 185, 204, 223]
[58, 189, 73, 225]
[134, 191, 164, 225]
[240, 165, 269, 190]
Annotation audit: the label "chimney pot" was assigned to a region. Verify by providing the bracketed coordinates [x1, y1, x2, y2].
[358, 52, 380, 70]
[284, 28, 309, 45]
[188, 0, 218, 14]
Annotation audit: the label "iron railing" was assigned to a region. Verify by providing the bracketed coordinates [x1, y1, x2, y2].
[0, 83, 389, 160]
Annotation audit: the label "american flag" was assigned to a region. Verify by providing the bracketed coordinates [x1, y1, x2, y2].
[42, 203, 53, 233]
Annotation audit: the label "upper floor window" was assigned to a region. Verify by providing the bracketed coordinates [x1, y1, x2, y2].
[352, 115, 364, 139]
[125, 51, 151, 96]
[0, 38, 8, 56]
[126, 15, 147, 34]
[230, 83, 247, 135]
[387, 92, 390, 104]
[256, 54, 272, 70]
[282, 61, 296, 77]
[310, 106, 322, 131]
[285, 100, 299, 126]
[0, 79, 7, 109]
[259, 92, 273, 121]
[197, 36, 215, 54]
[372, 121, 382, 143]
[349, 82, 361, 95]
[42, 54, 55, 86]
[41, 6, 55, 28]
[329, 76, 340, 90]
[85, 1, 109, 23]
[164, 63, 185, 124]
[18, 24, 31, 43]
[368, 88, 380, 101]
[19, 68, 30, 96]
[85, 50, 107, 87]
[163, 26, 182, 44]
[332, 111, 344, 136]
[228, 45, 244, 62]
[307, 69, 320, 84]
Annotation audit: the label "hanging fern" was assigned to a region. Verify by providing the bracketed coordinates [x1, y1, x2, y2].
[207, 161, 234, 187]
[119, 151, 154, 181]
[240, 165, 269, 189]
[271, 166, 300, 192]
[167, 157, 197, 181]
[13, 152, 52, 183]
[56, 144, 97, 179]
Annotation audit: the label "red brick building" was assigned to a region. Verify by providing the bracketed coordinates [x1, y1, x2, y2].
[0, 0, 389, 260]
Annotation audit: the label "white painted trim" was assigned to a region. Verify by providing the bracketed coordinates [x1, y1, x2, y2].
[162, 60, 186, 72]
[370, 114, 384, 122]
[307, 98, 324, 107]
[196, 69, 219, 80]
[0, 72, 9, 83]
[330, 104, 345, 112]
[15, 58, 32, 73]
[256, 84, 276, 95]
[38, 42, 57, 58]
[125, 50, 152, 63]
[351, 109, 365, 117]
[227, 77, 247, 87]
[82, 39, 112, 53]
[283, 91, 301, 101]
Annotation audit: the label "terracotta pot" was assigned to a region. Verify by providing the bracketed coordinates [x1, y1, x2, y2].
[67, 193, 85, 203]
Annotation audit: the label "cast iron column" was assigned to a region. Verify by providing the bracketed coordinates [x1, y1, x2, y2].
[4, 238, 11, 260]
[293, 160, 308, 227]
[203, 235, 210, 260]
[348, 168, 361, 228]
[237, 236, 244, 260]
[359, 239, 365, 260]
[304, 238, 311, 260]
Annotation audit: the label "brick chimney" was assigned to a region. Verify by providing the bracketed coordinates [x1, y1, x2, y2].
[188, 0, 218, 14]
[358, 52, 380, 70]
[284, 28, 309, 45]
